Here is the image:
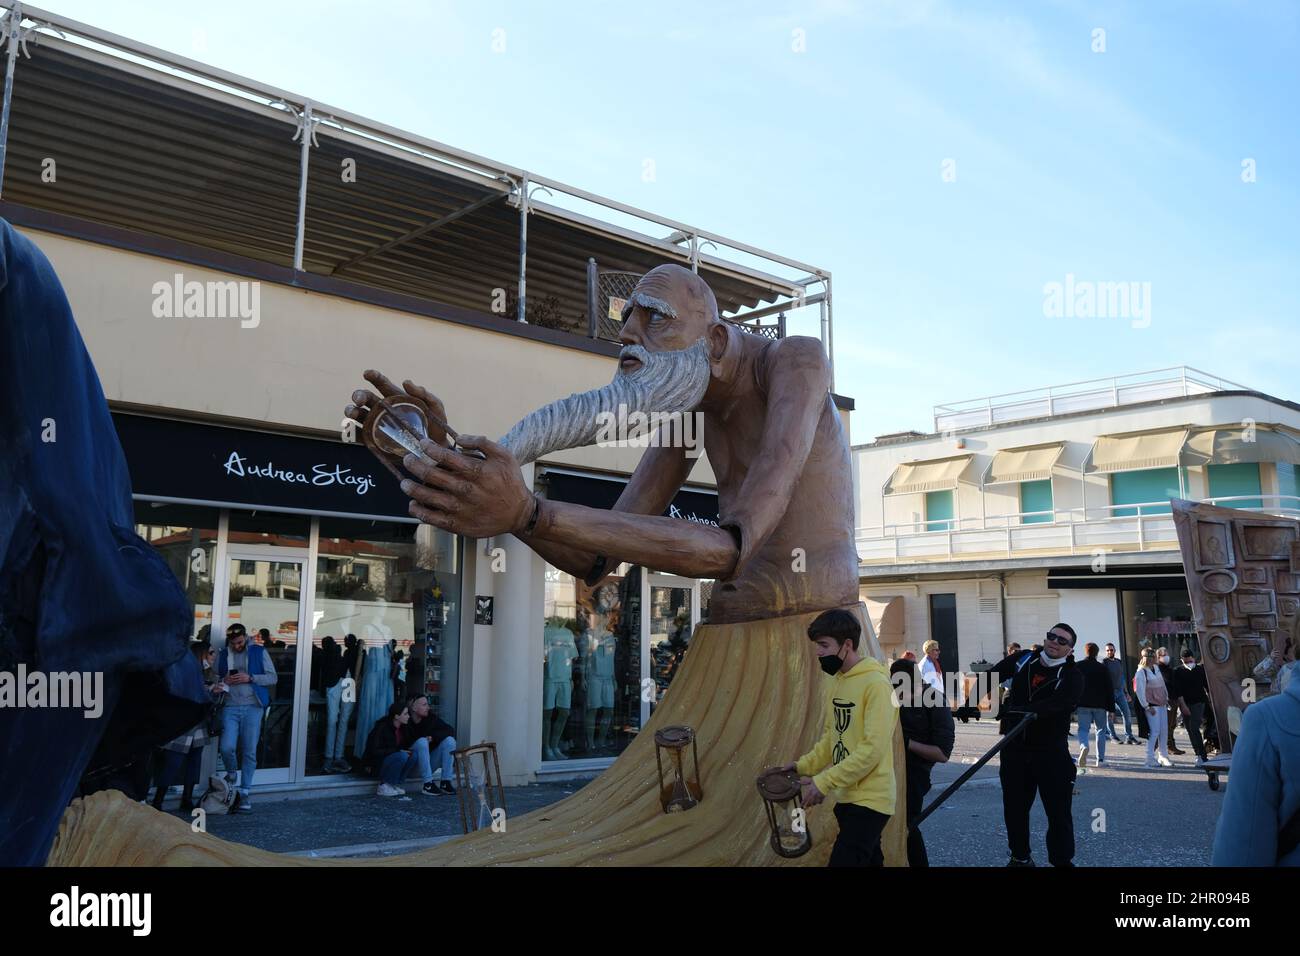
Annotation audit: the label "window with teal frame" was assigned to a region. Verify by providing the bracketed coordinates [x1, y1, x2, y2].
[1019, 479, 1053, 524]
[925, 490, 954, 531]
[1207, 463, 1262, 510]
[1109, 467, 1184, 517]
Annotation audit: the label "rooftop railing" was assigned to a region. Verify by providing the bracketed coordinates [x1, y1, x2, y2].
[856, 494, 1300, 566]
[932, 367, 1251, 434]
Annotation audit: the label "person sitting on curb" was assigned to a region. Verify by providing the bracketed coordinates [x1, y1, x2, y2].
[366, 702, 413, 797]
[401, 695, 457, 796]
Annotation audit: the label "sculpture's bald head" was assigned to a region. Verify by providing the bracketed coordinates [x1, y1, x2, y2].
[618, 264, 720, 372]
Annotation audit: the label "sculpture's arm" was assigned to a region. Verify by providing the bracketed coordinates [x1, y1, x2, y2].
[517, 440, 696, 581]
[529, 493, 737, 580]
[714, 336, 831, 579]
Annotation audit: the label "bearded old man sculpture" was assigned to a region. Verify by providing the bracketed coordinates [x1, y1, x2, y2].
[49, 264, 907, 867]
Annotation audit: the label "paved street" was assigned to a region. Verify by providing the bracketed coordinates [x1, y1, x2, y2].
[919, 718, 1221, 867]
[173, 716, 1225, 864]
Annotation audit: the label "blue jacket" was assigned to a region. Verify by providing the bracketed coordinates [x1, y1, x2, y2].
[218, 643, 271, 708]
[1211, 678, 1300, 866]
[0, 219, 201, 865]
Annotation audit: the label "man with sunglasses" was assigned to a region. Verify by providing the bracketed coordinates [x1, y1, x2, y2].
[985, 623, 1084, 866]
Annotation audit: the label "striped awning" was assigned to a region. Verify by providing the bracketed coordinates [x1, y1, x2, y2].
[1089, 427, 1190, 474]
[884, 454, 973, 496]
[1183, 425, 1300, 466]
[984, 442, 1066, 486]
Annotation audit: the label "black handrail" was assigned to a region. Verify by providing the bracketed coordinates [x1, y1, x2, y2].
[909, 711, 1037, 830]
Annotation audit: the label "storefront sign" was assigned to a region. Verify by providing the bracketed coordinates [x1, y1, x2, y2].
[540, 470, 719, 526]
[113, 413, 411, 519]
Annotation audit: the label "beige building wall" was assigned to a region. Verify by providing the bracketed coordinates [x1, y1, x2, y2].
[23, 227, 721, 486]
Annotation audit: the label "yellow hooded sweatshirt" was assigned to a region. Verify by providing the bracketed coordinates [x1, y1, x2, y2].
[795, 657, 897, 816]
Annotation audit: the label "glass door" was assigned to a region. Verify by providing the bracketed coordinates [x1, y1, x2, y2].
[645, 575, 698, 718]
[218, 548, 308, 786]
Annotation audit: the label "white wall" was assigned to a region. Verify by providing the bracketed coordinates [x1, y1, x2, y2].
[1057, 589, 1121, 659]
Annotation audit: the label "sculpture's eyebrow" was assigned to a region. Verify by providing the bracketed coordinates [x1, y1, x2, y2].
[621, 292, 678, 322]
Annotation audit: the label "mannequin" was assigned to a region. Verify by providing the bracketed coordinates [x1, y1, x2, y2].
[542, 624, 579, 761]
[583, 585, 619, 752]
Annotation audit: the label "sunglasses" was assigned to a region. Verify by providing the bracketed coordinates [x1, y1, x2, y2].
[1044, 632, 1073, 646]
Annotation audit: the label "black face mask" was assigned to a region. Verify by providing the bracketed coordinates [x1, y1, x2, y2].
[819, 647, 846, 676]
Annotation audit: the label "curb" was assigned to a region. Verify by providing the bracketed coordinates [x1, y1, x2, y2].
[290, 834, 461, 859]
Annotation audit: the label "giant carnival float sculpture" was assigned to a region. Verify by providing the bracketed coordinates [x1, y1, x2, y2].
[40, 263, 911, 866]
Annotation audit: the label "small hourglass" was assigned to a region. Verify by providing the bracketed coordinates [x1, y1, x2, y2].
[654, 725, 703, 813]
[756, 766, 812, 858]
[362, 392, 436, 468]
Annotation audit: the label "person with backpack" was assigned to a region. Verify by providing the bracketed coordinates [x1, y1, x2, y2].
[1212, 661, 1300, 865]
[986, 624, 1084, 867]
[1134, 648, 1173, 768]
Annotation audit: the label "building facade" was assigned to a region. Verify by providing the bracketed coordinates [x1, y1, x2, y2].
[854, 369, 1300, 691]
[1, 10, 851, 791]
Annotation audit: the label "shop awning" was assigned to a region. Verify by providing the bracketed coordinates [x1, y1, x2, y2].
[863, 596, 905, 645]
[1088, 427, 1190, 474]
[983, 442, 1066, 486]
[884, 455, 974, 496]
[1183, 424, 1300, 465]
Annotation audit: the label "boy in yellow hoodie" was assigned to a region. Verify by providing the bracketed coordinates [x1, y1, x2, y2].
[781, 609, 897, 866]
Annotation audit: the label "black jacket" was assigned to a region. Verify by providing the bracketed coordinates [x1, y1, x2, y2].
[991, 651, 1084, 749]
[1076, 658, 1115, 711]
[363, 716, 405, 770]
[899, 701, 956, 770]
[1172, 664, 1208, 705]
[402, 713, 455, 750]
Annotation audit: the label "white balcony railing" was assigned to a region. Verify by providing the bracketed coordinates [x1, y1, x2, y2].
[856, 495, 1300, 565]
[931, 366, 1249, 434]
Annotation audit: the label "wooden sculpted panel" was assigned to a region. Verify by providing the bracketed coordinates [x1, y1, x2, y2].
[1173, 499, 1299, 755]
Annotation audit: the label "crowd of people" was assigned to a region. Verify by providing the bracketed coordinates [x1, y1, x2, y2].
[785, 610, 1296, 868]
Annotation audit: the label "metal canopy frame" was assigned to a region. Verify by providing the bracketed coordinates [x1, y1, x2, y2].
[0, 2, 835, 383]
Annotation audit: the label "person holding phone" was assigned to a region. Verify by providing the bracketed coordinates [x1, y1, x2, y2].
[217, 623, 278, 813]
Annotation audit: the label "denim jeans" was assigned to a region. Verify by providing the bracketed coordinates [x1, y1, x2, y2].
[406, 736, 457, 783]
[1076, 707, 1109, 762]
[220, 704, 264, 795]
[380, 750, 414, 787]
[324, 682, 355, 761]
[1108, 690, 1134, 739]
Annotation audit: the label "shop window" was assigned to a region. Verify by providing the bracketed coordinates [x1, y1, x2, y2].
[543, 564, 640, 763]
[228, 508, 310, 545]
[132, 500, 220, 643]
[310, 519, 461, 778]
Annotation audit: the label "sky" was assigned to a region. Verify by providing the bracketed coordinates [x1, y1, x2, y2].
[35, 0, 1300, 444]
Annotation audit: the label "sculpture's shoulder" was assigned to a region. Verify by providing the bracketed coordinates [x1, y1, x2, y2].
[753, 334, 831, 393]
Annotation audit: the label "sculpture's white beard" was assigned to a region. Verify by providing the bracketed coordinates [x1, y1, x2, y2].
[498, 338, 711, 466]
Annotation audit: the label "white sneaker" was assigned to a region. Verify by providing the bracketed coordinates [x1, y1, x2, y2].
[376, 783, 403, 797]
[1157, 755, 1173, 767]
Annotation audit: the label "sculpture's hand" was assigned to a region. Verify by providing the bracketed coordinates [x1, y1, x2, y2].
[401, 435, 534, 538]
